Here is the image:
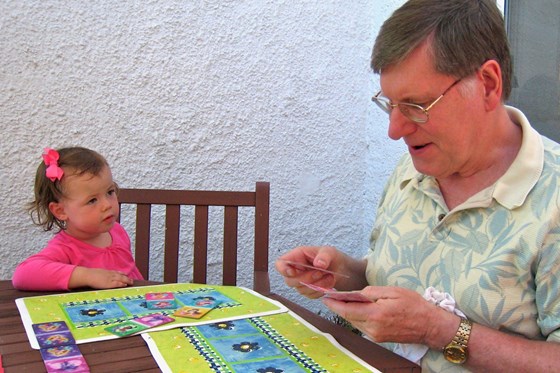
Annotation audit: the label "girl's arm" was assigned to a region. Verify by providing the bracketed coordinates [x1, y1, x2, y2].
[12, 251, 76, 291]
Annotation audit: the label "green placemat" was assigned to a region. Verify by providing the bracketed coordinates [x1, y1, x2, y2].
[16, 283, 287, 349]
[143, 311, 380, 373]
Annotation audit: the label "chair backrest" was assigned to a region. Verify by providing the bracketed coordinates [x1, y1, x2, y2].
[117, 182, 270, 294]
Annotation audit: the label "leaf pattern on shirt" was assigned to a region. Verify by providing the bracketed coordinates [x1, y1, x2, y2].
[366, 132, 560, 371]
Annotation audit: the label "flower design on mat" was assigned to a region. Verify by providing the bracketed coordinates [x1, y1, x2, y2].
[211, 321, 235, 330]
[257, 367, 283, 373]
[232, 341, 260, 353]
[80, 308, 106, 317]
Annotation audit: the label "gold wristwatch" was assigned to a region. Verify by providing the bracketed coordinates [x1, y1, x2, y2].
[443, 317, 472, 364]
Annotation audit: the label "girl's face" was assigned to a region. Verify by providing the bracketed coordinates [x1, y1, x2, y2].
[49, 166, 119, 243]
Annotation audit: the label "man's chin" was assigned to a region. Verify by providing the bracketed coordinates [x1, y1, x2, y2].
[411, 160, 443, 179]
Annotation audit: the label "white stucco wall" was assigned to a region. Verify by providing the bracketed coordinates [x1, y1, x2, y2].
[0, 0, 406, 312]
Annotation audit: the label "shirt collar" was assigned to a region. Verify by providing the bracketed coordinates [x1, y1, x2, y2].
[399, 106, 544, 210]
[492, 106, 543, 209]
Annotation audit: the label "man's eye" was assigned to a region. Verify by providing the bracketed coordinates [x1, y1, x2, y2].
[87, 198, 97, 205]
[108, 189, 116, 196]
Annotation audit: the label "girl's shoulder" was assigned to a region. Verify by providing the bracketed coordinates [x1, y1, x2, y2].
[46, 230, 84, 250]
[109, 222, 131, 246]
[110, 222, 127, 236]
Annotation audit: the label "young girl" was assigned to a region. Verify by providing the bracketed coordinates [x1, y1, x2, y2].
[12, 147, 143, 291]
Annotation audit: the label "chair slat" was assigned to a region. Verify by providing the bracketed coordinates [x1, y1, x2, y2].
[223, 206, 238, 286]
[254, 182, 270, 293]
[193, 205, 209, 284]
[163, 205, 181, 283]
[135, 204, 152, 280]
[118, 189, 255, 206]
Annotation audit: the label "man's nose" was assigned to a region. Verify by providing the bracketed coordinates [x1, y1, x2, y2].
[387, 109, 417, 140]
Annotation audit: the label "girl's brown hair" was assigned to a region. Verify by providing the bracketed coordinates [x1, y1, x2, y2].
[29, 147, 110, 231]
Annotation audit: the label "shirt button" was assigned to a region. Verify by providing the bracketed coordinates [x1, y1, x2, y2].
[438, 213, 446, 221]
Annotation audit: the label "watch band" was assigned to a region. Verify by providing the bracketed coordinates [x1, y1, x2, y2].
[453, 317, 472, 347]
[443, 317, 472, 364]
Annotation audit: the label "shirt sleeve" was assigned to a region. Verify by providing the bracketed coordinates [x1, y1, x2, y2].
[12, 233, 76, 291]
[536, 233, 560, 340]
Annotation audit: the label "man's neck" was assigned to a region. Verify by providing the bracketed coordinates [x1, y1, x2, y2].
[438, 109, 523, 210]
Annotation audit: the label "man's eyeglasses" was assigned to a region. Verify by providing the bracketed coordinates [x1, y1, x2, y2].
[371, 78, 462, 124]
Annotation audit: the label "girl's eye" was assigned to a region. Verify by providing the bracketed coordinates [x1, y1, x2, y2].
[108, 189, 116, 196]
[87, 198, 97, 205]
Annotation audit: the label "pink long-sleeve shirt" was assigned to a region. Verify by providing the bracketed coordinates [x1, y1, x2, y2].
[12, 223, 143, 291]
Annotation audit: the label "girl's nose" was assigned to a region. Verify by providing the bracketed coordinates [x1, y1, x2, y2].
[100, 197, 112, 210]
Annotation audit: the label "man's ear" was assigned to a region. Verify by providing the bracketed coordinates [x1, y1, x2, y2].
[49, 202, 67, 221]
[478, 59, 503, 111]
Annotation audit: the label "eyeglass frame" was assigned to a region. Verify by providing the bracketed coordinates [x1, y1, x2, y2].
[371, 78, 463, 124]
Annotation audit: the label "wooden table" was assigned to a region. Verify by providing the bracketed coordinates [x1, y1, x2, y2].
[0, 280, 421, 372]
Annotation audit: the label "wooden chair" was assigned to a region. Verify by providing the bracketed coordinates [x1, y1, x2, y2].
[117, 182, 270, 294]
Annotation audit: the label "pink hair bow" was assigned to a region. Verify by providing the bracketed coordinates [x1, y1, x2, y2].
[42, 148, 64, 182]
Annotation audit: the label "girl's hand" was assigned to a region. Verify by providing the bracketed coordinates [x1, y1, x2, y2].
[69, 267, 134, 289]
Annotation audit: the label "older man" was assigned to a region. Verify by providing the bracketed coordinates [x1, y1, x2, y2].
[276, 0, 560, 371]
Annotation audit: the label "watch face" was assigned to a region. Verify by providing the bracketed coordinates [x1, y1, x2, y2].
[444, 346, 467, 364]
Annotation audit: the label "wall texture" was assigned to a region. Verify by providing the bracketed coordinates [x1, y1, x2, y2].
[0, 0, 405, 312]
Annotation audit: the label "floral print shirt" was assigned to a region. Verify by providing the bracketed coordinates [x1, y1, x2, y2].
[366, 107, 560, 372]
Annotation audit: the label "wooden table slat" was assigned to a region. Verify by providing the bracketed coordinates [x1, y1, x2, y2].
[4, 360, 46, 373]
[0, 340, 31, 355]
[0, 332, 29, 345]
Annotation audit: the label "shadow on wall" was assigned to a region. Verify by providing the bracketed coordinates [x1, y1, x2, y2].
[516, 74, 560, 141]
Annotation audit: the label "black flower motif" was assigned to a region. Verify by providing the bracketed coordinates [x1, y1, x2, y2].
[232, 341, 260, 353]
[79, 308, 105, 317]
[257, 367, 283, 373]
[211, 321, 234, 330]
[194, 296, 216, 302]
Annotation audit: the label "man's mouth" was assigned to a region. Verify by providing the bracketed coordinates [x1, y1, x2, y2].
[411, 143, 428, 150]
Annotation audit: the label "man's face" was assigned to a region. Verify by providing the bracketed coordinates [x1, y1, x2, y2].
[379, 42, 485, 180]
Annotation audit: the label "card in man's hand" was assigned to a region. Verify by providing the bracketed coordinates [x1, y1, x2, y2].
[300, 282, 373, 303]
[279, 259, 350, 278]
